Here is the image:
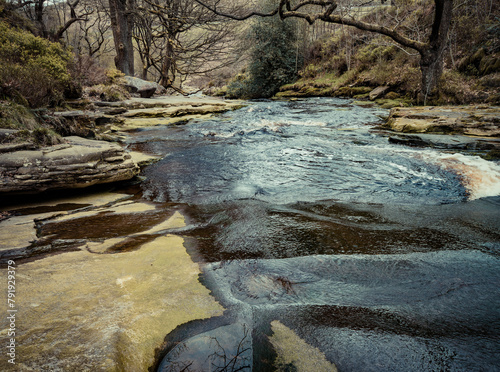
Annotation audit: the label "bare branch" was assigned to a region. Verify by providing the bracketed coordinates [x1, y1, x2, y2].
[54, 17, 86, 41]
[192, 0, 279, 20]
[5, 0, 35, 10]
[194, 0, 427, 53]
[316, 13, 428, 53]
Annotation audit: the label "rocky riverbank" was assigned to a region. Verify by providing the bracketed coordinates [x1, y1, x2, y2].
[0, 136, 139, 193]
[0, 95, 243, 372]
[2, 95, 498, 197]
[380, 105, 500, 158]
[0, 95, 244, 194]
[384, 105, 500, 137]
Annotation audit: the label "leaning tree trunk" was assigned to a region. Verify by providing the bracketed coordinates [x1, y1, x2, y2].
[419, 0, 454, 103]
[109, 0, 135, 75]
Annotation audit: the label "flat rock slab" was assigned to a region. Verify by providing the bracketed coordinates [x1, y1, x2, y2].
[101, 95, 245, 110]
[122, 104, 233, 118]
[128, 151, 160, 166]
[119, 115, 208, 131]
[0, 233, 224, 371]
[385, 106, 500, 137]
[369, 86, 390, 100]
[0, 136, 139, 193]
[269, 320, 338, 372]
[0, 201, 224, 371]
[52, 110, 117, 126]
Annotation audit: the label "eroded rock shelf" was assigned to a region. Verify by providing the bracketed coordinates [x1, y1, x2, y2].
[0, 95, 243, 194]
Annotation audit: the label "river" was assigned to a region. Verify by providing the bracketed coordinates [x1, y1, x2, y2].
[123, 97, 500, 371]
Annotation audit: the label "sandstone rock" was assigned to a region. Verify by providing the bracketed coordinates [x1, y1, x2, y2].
[128, 151, 160, 166]
[53, 110, 116, 126]
[0, 142, 35, 153]
[0, 191, 132, 260]
[384, 106, 500, 137]
[269, 320, 338, 372]
[0, 234, 224, 371]
[369, 86, 390, 100]
[388, 133, 500, 151]
[99, 106, 128, 115]
[119, 116, 194, 131]
[0, 207, 224, 371]
[122, 104, 231, 119]
[1, 96, 244, 193]
[0, 136, 139, 193]
[120, 95, 244, 110]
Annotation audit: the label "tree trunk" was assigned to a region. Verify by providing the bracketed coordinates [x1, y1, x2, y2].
[109, 0, 135, 75]
[419, 49, 445, 102]
[418, 0, 454, 103]
[159, 36, 175, 87]
[141, 63, 149, 80]
[35, 0, 48, 38]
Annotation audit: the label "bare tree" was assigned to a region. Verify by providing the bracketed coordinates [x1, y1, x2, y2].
[63, 0, 113, 59]
[78, 0, 112, 57]
[133, 3, 155, 79]
[133, 0, 237, 91]
[194, 0, 454, 101]
[7, 0, 92, 41]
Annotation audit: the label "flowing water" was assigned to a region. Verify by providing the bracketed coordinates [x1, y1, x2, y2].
[125, 97, 500, 371]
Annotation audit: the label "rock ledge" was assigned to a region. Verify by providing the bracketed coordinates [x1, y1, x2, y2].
[384, 106, 500, 137]
[0, 136, 139, 193]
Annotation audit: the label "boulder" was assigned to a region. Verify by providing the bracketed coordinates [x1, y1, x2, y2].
[123, 76, 160, 98]
[0, 136, 139, 193]
[369, 86, 390, 100]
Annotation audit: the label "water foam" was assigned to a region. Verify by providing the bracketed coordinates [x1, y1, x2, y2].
[424, 153, 500, 200]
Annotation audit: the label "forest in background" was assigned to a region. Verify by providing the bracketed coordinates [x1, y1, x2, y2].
[0, 0, 499, 110]
[273, 0, 500, 106]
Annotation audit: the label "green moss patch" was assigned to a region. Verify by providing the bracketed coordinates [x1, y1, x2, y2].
[0, 100, 63, 146]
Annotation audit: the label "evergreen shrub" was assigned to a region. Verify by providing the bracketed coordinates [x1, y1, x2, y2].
[227, 8, 301, 99]
[0, 21, 72, 107]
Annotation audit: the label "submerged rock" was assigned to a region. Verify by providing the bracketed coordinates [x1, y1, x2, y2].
[269, 320, 338, 372]
[0, 205, 224, 371]
[0, 191, 131, 260]
[0, 234, 224, 371]
[0, 136, 139, 194]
